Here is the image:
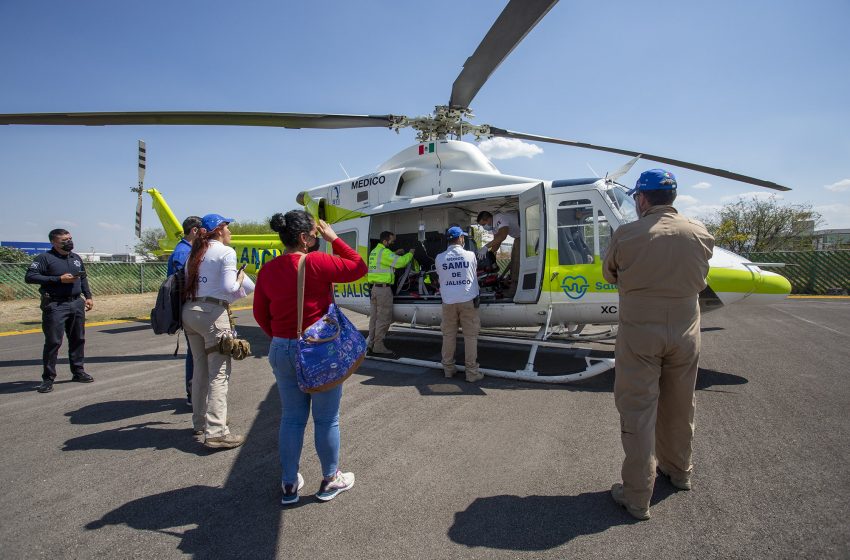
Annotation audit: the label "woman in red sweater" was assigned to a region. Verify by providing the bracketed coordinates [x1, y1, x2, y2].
[253, 210, 367, 505]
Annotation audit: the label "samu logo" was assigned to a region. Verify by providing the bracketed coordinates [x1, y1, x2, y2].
[561, 275, 589, 300]
[330, 185, 341, 206]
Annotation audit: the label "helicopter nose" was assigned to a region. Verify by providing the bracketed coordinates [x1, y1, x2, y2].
[737, 269, 793, 305]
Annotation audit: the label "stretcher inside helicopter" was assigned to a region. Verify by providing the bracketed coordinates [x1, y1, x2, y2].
[367, 202, 519, 303]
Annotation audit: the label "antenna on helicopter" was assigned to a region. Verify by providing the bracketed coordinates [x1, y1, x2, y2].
[132, 140, 146, 238]
[338, 162, 351, 179]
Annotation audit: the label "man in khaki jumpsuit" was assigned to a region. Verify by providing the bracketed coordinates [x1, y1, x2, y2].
[367, 230, 413, 359]
[603, 169, 714, 520]
[436, 226, 484, 382]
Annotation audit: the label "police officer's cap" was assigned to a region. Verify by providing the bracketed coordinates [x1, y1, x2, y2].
[626, 169, 677, 196]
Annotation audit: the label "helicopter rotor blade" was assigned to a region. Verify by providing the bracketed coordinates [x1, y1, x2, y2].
[0, 111, 398, 130]
[489, 127, 791, 191]
[449, 0, 558, 110]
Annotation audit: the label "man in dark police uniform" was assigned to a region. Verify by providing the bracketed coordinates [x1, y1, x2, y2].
[25, 228, 95, 393]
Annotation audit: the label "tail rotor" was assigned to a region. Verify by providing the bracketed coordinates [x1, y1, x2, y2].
[133, 140, 146, 238]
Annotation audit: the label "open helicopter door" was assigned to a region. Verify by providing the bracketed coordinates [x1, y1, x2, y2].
[514, 182, 546, 303]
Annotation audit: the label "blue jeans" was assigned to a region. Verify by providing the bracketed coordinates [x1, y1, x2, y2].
[269, 337, 342, 486]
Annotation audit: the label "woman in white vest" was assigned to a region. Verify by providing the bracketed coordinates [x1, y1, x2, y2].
[182, 213, 255, 450]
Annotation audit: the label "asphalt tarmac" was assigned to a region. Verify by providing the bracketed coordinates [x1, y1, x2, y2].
[0, 299, 847, 559]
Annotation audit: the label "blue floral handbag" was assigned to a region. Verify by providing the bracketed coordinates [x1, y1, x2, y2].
[295, 253, 367, 393]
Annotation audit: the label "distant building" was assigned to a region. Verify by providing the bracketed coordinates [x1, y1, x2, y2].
[0, 241, 52, 255]
[101, 253, 148, 263]
[813, 229, 850, 250]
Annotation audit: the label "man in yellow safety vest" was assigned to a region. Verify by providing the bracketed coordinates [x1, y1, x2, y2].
[367, 231, 414, 358]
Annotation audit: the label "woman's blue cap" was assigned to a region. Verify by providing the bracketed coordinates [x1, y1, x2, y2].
[201, 213, 234, 231]
[626, 169, 678, 195]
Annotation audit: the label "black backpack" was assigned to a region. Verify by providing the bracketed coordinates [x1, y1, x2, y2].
[151, 268, 185, 335]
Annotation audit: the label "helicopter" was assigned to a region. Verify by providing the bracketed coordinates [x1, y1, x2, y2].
[0, 0, 793, 382]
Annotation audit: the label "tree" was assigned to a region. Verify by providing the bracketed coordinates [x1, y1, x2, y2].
[700, 196, 821, 253]
[228, 219, 273, 235]
[0, 246, 31, 263]
[135, 228, 168, 260]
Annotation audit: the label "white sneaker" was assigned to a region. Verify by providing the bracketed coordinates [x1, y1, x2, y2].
[315, 470, 355, 502]
[281, 473, 305, 505]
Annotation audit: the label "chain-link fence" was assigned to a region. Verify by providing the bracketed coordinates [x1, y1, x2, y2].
[0, 262, 169, 300]
[3, 250, 848, 300]
[744, 250, 850, 295]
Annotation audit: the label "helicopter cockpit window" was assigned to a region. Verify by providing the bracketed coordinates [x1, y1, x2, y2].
[525, 204, 541, 257]
[606, 187, 638, 223]
[557, 200, 594, 265]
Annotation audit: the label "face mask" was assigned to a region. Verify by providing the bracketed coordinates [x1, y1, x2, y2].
[61, 240, 74, 251]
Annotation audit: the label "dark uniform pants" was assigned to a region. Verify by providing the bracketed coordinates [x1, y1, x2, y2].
[614, 296, 700, 510]
[41, 298, 86, 381]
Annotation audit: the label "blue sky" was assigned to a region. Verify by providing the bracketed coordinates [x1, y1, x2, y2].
[1, 0, 848, 254]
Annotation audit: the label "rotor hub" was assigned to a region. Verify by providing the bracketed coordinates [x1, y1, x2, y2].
[392, 105, 491, 142]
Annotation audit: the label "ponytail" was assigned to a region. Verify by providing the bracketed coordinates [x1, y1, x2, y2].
[183, 229, 213, 301]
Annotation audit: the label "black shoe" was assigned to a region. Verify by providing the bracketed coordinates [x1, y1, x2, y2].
[367, 349, 399, 360]
[37, 380, 54, 393]
[71, 372, 94, 383]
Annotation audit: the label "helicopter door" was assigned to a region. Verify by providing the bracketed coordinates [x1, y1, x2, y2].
[325, 216, 371, 315]
[514, 182, 546, 303]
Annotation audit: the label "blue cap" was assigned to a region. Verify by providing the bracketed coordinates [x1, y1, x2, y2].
[446, 226, 465, 239]
[626, 169, 678, 195]
[201, 213, 234, 232]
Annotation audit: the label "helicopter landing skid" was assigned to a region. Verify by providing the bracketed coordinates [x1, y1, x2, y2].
[371, 321, 615, 384]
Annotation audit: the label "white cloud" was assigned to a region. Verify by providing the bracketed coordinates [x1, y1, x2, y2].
[720, 191, 783, 203]
[824, 178, 850, 192]
[55, 220, 77, 227]
[676, 194, 700, 206]
[813, 203, 850, 229]
[691, 182, 711, 190]
[681, 204, 722, 219]
[478, 137, 543, 160]
[97, 222, 122, 230]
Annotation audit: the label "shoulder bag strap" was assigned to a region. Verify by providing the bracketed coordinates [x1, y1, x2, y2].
[297, 253, 307, 338]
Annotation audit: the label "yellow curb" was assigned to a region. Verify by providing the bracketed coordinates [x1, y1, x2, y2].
[0, 307, 254, 337]
[788, 295, 850, 299]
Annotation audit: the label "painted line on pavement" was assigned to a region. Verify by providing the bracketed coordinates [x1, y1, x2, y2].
[788, 295, 850, 299]
[0, 305, 253, 338]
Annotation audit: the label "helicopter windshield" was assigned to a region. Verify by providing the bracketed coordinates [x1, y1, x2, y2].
[606, 186, 639, 223]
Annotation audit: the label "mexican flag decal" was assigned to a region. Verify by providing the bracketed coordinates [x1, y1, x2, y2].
[418, 142, 435, 155]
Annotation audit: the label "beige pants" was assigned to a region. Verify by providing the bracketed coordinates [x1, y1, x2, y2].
[614, 296, 701, 510]
[368, 285, 394, 353]
[182, 301, 232, 438]
[441, 300, 480, 377]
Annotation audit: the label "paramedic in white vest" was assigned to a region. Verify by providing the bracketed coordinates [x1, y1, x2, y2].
[476, 210, 521, 299]
[436, 226, 484, 383]
[366, 230, 413, 359]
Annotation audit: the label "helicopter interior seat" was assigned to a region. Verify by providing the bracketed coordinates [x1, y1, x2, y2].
[557, 227, 584, 265]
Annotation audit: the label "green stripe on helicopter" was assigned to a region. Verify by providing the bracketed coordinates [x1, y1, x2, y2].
[301, 192, 367, 224]
[539, 249, 790, 296]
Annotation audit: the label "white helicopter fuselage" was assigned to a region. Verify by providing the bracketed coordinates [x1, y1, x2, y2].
[298, 139, 791, 330]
